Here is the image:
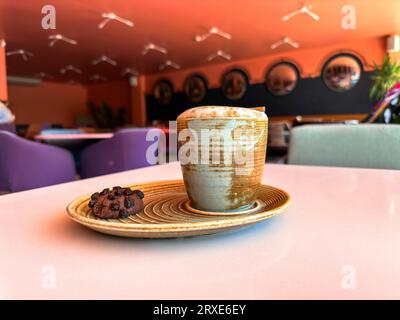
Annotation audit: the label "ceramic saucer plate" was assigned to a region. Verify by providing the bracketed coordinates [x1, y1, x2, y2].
[66, 180, 291, 238]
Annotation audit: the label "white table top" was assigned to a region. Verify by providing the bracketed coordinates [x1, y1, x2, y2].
[34, 133, 114, 140]
[1, 162, 399, 299]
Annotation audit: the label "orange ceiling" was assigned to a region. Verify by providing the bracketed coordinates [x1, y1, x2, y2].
[0, 0, 399, 83]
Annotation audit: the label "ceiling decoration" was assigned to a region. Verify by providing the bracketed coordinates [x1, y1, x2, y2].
[283, 4, 320, 22]
[1, 0, 398, 80]
[92, 55, 117, 66]
[48, 34, 77, 47]
[271, 37, 299, 49]
[207, 50, 231, 61]
[6, 49, 33, 60]
[89, 74, 107, 81]
[194, 27, 232, 42]
[98, 12, 134, 29]
[121, 68, 139, 76]
[142, 43, 167, 55]
[59, 65, 81, 74]
[159, 60, 180, 71]
[35, 72, 54, 79]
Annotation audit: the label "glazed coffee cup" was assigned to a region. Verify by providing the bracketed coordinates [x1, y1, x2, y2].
[176, 106, 268, 213]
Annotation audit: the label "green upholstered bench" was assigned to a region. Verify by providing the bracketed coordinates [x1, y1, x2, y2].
[287, 124, 400, 170]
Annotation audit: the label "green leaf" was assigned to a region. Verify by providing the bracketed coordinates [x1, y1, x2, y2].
[369, 54, 400, 101]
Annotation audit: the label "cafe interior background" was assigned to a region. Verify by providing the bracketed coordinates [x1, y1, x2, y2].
[1, 0, 400, 192]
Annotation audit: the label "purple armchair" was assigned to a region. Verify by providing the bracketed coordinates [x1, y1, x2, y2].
[80, 128, 162, 179]
[0, 131, 76, 192]
[0, 123, 16, 134]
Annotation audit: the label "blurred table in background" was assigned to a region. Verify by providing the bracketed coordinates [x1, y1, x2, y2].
[34, 129, 115, 173]
[34, 133, 114, 141]
[34, 129, 113, 148]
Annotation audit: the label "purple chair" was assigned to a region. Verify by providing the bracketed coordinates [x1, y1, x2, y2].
[80, 128, 162, 179]
[0, 123, 16, 134]
[0, 131, 76, 192]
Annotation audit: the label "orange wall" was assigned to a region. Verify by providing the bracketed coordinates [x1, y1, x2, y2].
[0, 46, 7, 101]
[145, 37, 386, 93]
[86, 80, 131, 111]
[86, 79, 148, 126]
[86, 79, 133, 124]
[8, 81, 87, 127]
[7, 79, 140, 127]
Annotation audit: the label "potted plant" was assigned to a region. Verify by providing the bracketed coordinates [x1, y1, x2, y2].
[369, 55, 400, 123]
[369, 54, 400, 101]
[88, 102, 128, 129]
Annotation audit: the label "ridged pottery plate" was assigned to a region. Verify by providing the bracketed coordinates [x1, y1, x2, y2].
[66, 180, 291, 238]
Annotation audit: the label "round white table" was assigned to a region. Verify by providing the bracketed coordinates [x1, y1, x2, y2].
[0, 162, 399, 299]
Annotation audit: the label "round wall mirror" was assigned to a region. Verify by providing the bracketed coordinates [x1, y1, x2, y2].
[221, 69, 248, 100]
[322, 53, 362, 92]
[265, 62, 299, 96]
[184, 74, 207, 103]
[153, 79, 173, 105]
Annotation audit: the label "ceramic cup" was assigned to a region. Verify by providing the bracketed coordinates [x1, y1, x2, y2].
[177, 106, 268, 213]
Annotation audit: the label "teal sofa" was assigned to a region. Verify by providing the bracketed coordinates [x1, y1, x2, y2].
[287, 124, 400, 170]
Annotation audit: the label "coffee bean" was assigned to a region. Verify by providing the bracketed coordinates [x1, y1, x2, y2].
[88, 199, 96, 208]
[108, 194, 116, 200]
[119, 209, 129, 218]
[113, 186, 122, 191]
[115, 188, 124, 196]
[90, 192, 99, 200]
[133, 190, 144, 199]
[124, 199, 132, 208]
[110, 203, 120, 211]
[124, 188, 133, 196]
[100, 188, 109, 196]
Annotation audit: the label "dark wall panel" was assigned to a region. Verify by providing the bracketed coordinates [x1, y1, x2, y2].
[146, 71, 375, 121]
